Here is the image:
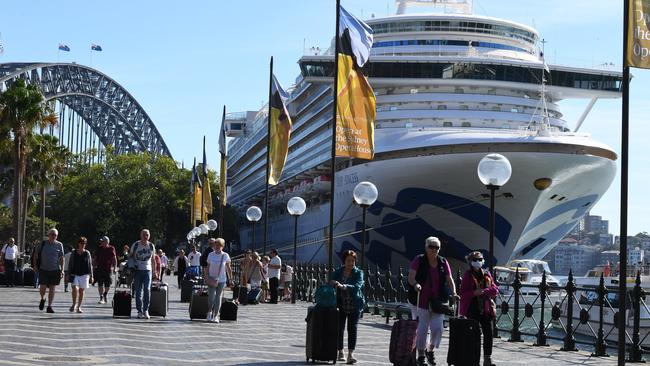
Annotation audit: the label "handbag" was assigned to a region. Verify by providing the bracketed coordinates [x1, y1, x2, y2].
[428, 298, 454, 316]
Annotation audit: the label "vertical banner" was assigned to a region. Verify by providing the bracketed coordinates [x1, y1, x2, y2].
[218, 106, 228, 206]
[268, 74, 293, 185]
[335, 6, 376, 160]
[627, 0, 650, 68]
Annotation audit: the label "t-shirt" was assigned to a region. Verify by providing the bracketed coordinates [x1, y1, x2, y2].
[131, 241, 155, 271]
[207, 251, 231, 282]
[39, 240, 65, 271]
[160, 255, 169, 268]
[268, 256, 281, 279]
[2, 244, 17, 260]
[187, 251, 201, 267]
[281, 265, 293, 282]
[70, 250, 93, 276]
[409, 255, 451, 309]
[95, 245, 116, 270]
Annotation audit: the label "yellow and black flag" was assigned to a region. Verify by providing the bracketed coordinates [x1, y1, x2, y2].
[335, 5, 376, 160]
[218, 106, 228, 206]
[201, 137, 213, 223]
[268, 74, 292, 185]
[190, 158, 203, 225]
[626, 0, 650, 69]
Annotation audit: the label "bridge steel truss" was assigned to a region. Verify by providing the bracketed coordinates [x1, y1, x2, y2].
[0, 62, 172, 158]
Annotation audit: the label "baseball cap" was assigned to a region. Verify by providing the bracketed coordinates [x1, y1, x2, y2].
[100, 236, 110, 243]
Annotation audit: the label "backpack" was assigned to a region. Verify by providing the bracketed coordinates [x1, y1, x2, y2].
[314, 285, 337, 308]
[407, 254, 449, 305]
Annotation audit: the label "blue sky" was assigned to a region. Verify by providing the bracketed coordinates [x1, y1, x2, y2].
[1, 0, 648, 236]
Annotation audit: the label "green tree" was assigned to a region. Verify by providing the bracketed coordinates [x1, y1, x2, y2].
[0, 80, 57, 250]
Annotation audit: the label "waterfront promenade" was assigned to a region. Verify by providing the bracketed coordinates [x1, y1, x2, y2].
[0, 284, 619, 365]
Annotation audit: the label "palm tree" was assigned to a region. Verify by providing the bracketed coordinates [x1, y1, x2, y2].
[0, 79, 57, 250]
[29, 134, 70, 239]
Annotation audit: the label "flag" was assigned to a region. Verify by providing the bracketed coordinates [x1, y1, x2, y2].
[268, 74, 293, 185]
[335, 6, 376, 160]
[190, 159, 203, 225]
[626, 0, 650, 68]
[91, 43, 103, 51]
[219, 106, 228, 206]
[201, 137, 213, 222]
[58, 43, 70, 52]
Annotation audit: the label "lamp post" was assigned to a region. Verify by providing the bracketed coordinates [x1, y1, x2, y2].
[353, 181, 378, 270]
[287, 196, 306, 304]
[477, 153, 512, 274]
[246, 206, 262, 253]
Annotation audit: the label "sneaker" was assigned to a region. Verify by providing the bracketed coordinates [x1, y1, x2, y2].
[69, 306, 75, 312]
[144, 311, 150, 319]
[213, 317, 220, 323]
[98, 299, 104, 304]
[337, 351, 346, 362]
[207, 313, 214, 322]
[46, 306, 55, 314]
[137, 311, 143, 319]
[417, 356, 427, 366]
[346, 354, 357, 365]
[76, 307, 83, 313]
[425, 350, 435, 366]
[39, 299, 45, 311]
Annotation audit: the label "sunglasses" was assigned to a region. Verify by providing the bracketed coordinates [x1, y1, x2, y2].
[471, 258, 485, 262]
[427, 245, 440, 250]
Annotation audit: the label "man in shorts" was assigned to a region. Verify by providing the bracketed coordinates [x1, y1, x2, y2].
[94, 236, 117, 304]
[34, 228, 65, 313]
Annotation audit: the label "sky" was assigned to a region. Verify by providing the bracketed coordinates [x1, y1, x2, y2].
[1, 0, 648, 236]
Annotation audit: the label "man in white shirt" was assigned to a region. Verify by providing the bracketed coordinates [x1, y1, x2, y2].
[129, 229, 157, 319]
[1, 238, 18, 287]
[187, 245, 201, 278]
[268, 249, 281, 304]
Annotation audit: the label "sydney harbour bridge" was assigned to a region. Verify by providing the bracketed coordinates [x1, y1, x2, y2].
[0, 62, 172, 160]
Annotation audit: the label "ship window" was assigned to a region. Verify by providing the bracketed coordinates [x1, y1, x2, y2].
[501, 124, 510, 129]
[492, 106, 501, 111]
[437, 105, 447, 110]
[389, 106, 398, 111]
[405, 122, 413, 128]
[443, 122, 453, 127]
[376, 107, 382, 112]
[461, 122, 471, 127]
[460, 105, 469, 110]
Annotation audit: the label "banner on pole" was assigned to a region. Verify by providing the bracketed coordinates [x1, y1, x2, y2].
[627, 0, 650, 68]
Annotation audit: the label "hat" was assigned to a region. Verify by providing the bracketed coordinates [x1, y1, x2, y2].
[100, 236, 110, 243]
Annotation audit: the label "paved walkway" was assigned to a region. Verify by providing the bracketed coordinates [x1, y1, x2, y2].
[0, 283, 621, 365]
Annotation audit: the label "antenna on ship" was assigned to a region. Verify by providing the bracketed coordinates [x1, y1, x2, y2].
[527, 38, 552, 136]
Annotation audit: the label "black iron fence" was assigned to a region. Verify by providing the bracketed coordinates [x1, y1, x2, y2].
[231, 259, 650, 361]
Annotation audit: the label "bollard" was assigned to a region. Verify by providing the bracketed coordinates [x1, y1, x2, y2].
[628, 271, 644, 362]
[534, 271, 549, 347]
[561, 269, 577, 351]
[508, 267, 523, 342]
[593, 272, 609, 357]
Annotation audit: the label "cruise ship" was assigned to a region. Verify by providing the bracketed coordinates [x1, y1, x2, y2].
[224, 0, 622, 269]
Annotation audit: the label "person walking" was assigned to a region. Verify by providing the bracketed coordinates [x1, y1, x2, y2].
[1, 238, 18, 287]
[173, 249, 188, 288]
[408, 236, 458, 366]
[330, 250, 365, 365]
[129, 229, 157, 319]
[94, 236, 117, 304]
[159, 250, 169, 282]
[34, 228, 65, 313]
[206, 238, 233, 322]
[187, 245, 201, 277]
[268, 249, 282, 304]
[69, 237, 93, 313]
[459, 251, 499, 366]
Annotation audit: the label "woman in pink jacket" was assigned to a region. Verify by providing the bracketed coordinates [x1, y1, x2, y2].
[459, 251, 499, 366]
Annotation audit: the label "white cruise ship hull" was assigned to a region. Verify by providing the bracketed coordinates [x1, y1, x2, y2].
[240, 129, 616, 269]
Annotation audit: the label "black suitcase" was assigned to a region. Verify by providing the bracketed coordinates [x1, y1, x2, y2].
[181, 278, 197, 302]
[447, 317, 481, 366]
[189, 288, 210, 320]
[23, 268, 35, 287]
[306, 306, 339, 364]
[13, 268, 23, 286]
[248, 287, 262, 304]
[113, 290, 132, 318]
[149, 283, 168, 317]
[220, 299, 238, 321]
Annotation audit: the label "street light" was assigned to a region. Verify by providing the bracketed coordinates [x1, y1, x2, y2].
[246, 206, 262, 252]
[353, 181, 378, 270]
[477, 153, 512, 273]
[207, 219, 218, 232]
[287, 196, 306, 304]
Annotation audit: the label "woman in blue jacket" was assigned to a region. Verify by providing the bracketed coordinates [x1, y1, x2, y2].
[330, 250, 365, 364]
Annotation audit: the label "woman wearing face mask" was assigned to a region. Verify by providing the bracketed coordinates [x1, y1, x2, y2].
[459, 251, 499, 366]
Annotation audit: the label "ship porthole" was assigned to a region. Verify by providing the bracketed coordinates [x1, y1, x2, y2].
[534, 178, 552, 191]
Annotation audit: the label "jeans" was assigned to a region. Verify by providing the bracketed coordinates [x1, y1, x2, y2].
[207, 281, 226, 315]
[269, 277, 279, 303]
[414, 306, 444, 350]
[337, 310, 360, 351]
[4, 260, 15, 286]
[133, 270, 152, 313]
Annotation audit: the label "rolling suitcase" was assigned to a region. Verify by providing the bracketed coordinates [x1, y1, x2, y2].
[23, 268, 35, 287]
[447, 317, 481, 366]
[112, 289, 132, 318]
[220, 299, 238, 321]
[305, 306, 339, 364]
[149, 282, 168, 317]
[181, 277, 197, 302]
[247, 287, 262, 304]
[13, 268, 24, 286]
[389, 316, 418, 365]
[189, 287, 210, 320]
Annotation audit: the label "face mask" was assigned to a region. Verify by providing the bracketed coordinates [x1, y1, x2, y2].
[470, 260, 484, 269]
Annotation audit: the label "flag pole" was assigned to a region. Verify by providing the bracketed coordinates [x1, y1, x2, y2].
[618, 0, 630, 364]
[263, 56, 273, 256]
[327, 0, 342, 275]
[200, 136, 206, 226]
[219, 106, 226, 239]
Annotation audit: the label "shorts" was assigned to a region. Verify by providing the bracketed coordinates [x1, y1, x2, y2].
[40, 270, 62, 286]
[95, 268, 112, 287]
[72, 274, 90, 289]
